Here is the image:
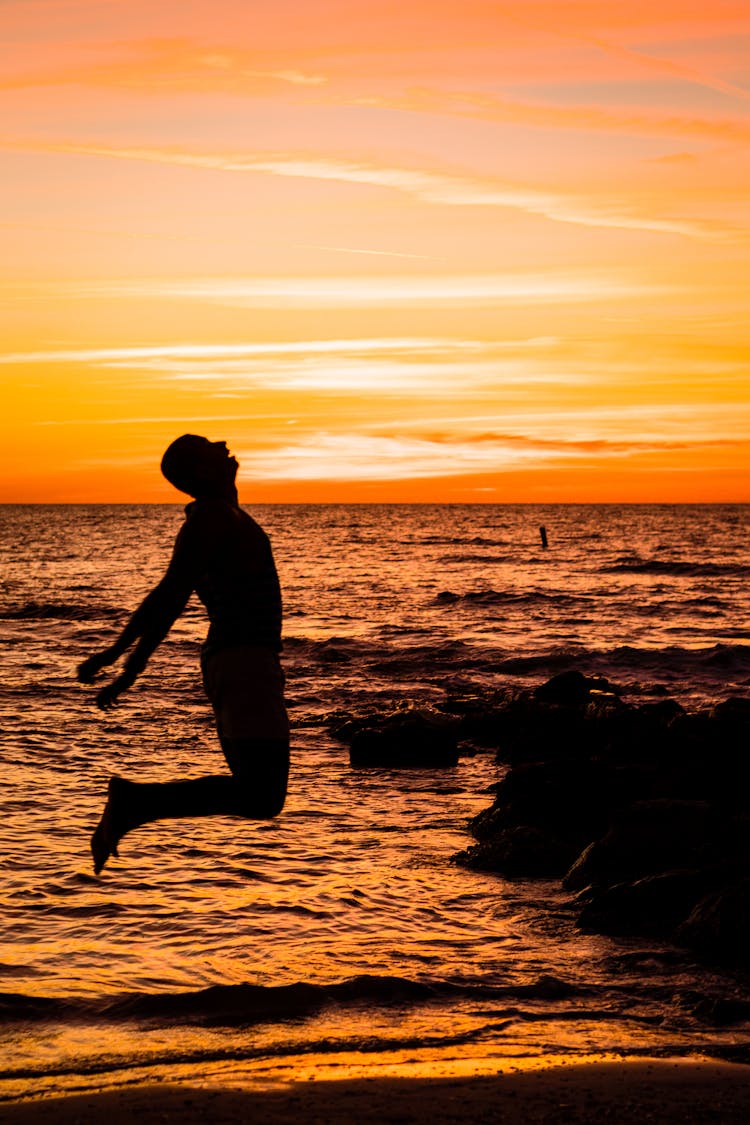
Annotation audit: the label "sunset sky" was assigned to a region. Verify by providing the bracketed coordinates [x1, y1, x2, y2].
[2, 0, 749, 502]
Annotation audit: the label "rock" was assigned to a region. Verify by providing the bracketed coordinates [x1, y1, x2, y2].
[492, 696, 590, 764]
[448, 678, 600, 763]
[534, 670, 620, 704]
[440, 673, 689, 765]
[638, 699, 685, 725]
[468, 796, 512, 842]
[462, 709, 515, 747]
[676, 878, 750, 966]
[577, 867, 729, 938]
[348, 707, 460, 768]
[453, 672, 750, 962]
[710, 696, 750, 724]
[662, 712, 718, 765]
[488, 688, 679, 767]
[580, 693, 636, 759]
[563, 800, 724, 891]
[469, 758, 649, 845]
[690, 996, 750, 1025]
[581, 695, 688, 766]
[454, 825, 579, 878]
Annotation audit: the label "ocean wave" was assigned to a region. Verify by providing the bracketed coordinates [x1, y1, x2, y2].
[603, 558, 750, 578]
[413, 535, 509, 547]
[0, 991, 79, 1023]
[4, 968, 750, 1091]
[0, 972, 584, 1029]
[465, 537, 511, 547]
[0, 1027, 495, 1087]
[0, 601, 123, 621]
[367, 641, 474, 674]
[438, 554, 512, 564]
[436, 590, 589, 607]
[286, 635, 750, 692]
[495, 643, 750, 677]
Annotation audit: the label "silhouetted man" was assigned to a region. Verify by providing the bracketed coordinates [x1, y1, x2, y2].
[77, 435, 289, 874]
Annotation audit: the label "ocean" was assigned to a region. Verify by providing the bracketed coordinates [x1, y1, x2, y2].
[1, 503, 749, 1098]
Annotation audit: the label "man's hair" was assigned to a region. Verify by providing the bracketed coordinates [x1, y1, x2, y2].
[160, 434, 206, 496]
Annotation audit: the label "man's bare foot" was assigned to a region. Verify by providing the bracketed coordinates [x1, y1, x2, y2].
[91, 777, 131, 874]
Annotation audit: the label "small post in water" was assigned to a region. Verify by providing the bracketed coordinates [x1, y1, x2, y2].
[539, 525, 548, 549]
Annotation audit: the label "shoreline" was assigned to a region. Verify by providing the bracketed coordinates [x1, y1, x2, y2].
[4, 1057, 750, 1123]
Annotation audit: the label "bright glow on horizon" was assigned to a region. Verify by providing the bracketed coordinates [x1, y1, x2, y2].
[1, 0, 749, 502]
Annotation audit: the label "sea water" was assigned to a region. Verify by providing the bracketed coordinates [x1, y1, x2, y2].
[1, 504, 749, 1097]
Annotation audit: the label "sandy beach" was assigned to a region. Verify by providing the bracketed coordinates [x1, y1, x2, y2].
[4, 1060, 750, 1124]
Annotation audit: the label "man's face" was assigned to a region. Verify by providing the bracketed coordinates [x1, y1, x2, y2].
[194, 438, 238, 485]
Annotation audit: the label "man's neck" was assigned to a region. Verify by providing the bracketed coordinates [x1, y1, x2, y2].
[194, 483, 239, 505]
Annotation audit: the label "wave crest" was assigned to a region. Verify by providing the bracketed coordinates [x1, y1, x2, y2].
[0, 601, 122, 621]
[604, 558, 750, 578]
[0, 972, 584, 1029]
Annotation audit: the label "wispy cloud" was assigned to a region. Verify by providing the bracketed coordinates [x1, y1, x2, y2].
[3, 139, 739, 241]
[295, 243, 441, 261]
[0, 337, 485, 365]
[158, 358, 579, 394]
[359, 86, 750, 150]
[376, 402, 750, 445]
[4, 24, 748, 104]
[4, 336, 581, 396]
[10, 335, 747, 402]
[33, 412, 294, 427]
[0, 39, 328, 92]
[236, 433, 556, 480]
[493, 7, 750, 104]
[579, 33, 750, 103]
[260, 70, 326, 87]
[48, 272, 654, 307]
[235, 429, 743, 481]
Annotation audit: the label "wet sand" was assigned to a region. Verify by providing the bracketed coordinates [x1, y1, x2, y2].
[4, 1060, 750, 1124]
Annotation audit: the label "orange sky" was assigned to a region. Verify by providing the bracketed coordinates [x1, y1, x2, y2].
[1, 0, 749, 502]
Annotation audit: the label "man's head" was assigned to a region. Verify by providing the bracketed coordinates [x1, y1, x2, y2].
[160, 434, 238, 498]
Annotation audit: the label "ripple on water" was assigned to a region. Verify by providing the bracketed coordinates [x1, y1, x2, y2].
[1, 504, 750, 1078]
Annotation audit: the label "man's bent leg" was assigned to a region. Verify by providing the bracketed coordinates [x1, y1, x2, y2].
[90, 738, 289, 873]
[219, 736, 289, 817]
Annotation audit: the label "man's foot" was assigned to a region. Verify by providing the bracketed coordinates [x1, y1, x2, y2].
[91, 776, 132, 874]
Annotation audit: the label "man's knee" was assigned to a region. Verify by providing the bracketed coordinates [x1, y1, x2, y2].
[222, 736, 289, 819]
[258, 788, 286, 818]
[233, 774, 287, 818]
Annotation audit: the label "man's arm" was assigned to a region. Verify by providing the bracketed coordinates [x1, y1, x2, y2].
[76, 582, 188, 682]
[77, 518, 209, 709]
[89, 578, 193, 709]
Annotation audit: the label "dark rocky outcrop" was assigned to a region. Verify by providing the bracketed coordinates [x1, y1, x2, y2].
[455, 825, 574, 878]
[563, 800, 725, 891]
[333, 706, 461, 768]
[450, 671, 750, 967]
[676, 879, 750, 964]
[533, 670, 620, 704]
[576, 867, 731, 938]
[446, 676, 689, 769]
[455, 757, 648, 879]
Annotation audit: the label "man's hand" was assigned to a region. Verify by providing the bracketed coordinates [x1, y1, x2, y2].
[77, 647, 120, 683]
[95, 673, 134, 711]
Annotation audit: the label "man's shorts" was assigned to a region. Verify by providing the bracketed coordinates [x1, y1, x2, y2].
[201, 645, 289, 742]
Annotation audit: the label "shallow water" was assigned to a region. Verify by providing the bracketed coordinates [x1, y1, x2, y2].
[1, 503, 749, 1098]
